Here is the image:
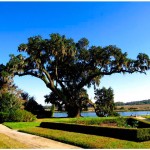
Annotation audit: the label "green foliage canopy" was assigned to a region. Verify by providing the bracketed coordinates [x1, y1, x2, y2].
[0, 92, 22, 113]
[7, 33, 150, 117]
[94, 87, 116, 117]
[0, 64, 23, 114]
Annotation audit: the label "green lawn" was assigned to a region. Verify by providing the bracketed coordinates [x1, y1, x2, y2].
[20, 126, 150, 149]
[3, 117, 150, 149]
[37, 116, 130, 127]
[3, 121, 40, 129]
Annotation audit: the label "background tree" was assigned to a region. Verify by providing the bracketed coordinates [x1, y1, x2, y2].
[79, 88, 90, 111]
[7, 33, 150, 117]
[0, 92, 22, 113]
[45, 88, 90, 116]
[0, 64, 18, 94]
[0, 64, 24, 122]
[25, 96, 44, 112]
[0, 64, 24, 105]
[45, 92, 64, 111]
[115, 102, 125, 106]
[94, 87, 118, 117]
[50, 104, 55, 117]
[21, 92, 44, 114]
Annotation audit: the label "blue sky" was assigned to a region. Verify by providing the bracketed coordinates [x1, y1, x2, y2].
[1, 2, 150, 105]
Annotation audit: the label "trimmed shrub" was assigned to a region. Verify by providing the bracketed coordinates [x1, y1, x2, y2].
[126, 118, 139, 128]
[40, 121, 150, 141]
[9, 109, 36, 122]
[127, 117, 150, 128]
[137, 120, 150, 128]
[40, 122, 137, 141]
[137, 128, 150, 141]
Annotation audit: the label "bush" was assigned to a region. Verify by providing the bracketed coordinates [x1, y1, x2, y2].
[126, 118, 139, 128]
[0, 92, 22, 113]
[9, 109, 36, 122]
[0, 112, 9, 123]
[137, 128, 150, 141]
[116, 117, 129, 127]
[110, 111, 120, 117]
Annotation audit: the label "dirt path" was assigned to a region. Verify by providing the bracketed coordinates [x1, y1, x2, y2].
[135, 116, 146, 120]
[0, 124, 82, 149]
[134, 116, 150, 122]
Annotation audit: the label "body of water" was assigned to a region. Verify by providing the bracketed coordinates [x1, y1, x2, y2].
[54, 111, 150, 117]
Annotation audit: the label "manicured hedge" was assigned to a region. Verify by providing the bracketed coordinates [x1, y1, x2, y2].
[128, 118, 150, 141]
[137, 128, 150, 141]
[40, 121, 150, 141]
[40, 122, 137, 141]
[127, 117, 150, 128]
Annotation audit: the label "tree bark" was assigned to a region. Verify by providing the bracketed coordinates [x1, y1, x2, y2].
[66, 103, 81, 118]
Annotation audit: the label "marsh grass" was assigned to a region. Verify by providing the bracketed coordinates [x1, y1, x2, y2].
[116, 104, 150, 111]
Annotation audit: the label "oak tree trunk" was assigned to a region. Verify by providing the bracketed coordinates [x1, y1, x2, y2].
[66, 104, 81, 118]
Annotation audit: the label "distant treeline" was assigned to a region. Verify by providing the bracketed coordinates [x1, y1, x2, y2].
[115, 99, 150, 106]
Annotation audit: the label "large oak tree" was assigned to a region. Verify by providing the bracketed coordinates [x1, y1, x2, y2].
[7, 33, 150, 117]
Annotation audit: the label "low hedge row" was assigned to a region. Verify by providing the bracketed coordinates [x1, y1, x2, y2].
[137, 128, 150, 141]
[40, 122, 137, 141]
[40, 121, 150, 141]
[127, 117, 150, 128]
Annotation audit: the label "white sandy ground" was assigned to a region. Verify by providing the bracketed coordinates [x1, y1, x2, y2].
[135, 116, 146, 119]
[0, 124, 82, 149]
[135, 116, 150, 121]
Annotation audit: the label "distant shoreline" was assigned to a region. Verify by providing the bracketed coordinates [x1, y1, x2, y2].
[48, 104, 150, 114]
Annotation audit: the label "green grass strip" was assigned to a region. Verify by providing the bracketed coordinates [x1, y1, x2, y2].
[19, 127, 150, 149]
[3, 121, 40, 129]
[3, 118, 150, 148]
